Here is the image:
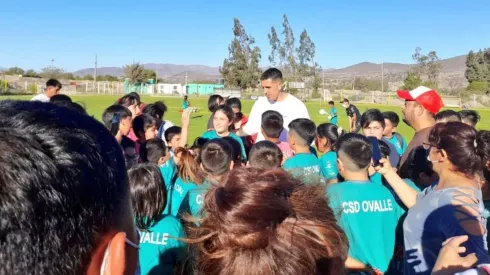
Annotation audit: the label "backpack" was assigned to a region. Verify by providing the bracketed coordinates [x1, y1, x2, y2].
[393, 132, 404, 149]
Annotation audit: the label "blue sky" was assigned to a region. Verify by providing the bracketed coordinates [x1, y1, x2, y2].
[1, 0, 489, 72]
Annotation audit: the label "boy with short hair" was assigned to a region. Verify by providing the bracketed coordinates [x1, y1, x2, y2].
[459, 109, 480, 127]
[140, 138, 170, 166]
[121, 136, 138, 169]
[164, 126, 182, 156]
[328, 101, 338, 125]
[361, 109, 400, 167]
[434, 109, 461, 123]
[326, 133, 404, 273]
[382, 111, 408, 156]
[248, 140, 283, 168]
[283, 118, 321, 179]
[261, 110, 294, 158]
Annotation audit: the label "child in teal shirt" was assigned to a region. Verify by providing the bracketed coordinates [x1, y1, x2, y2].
[201, 105, 247, 161]
[316, 123, 344, 184]
[382, 111, 408, 156]
[283, 118, 321, 181]
[328, 101, 338, 125]
[178, 139, 234, 222]
[326, 133, 404, 273]
[128, 163, 186, 275]
[167, 148, 205, 217]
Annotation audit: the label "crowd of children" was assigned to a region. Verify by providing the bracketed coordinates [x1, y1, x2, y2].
[20, 77, 490, 275]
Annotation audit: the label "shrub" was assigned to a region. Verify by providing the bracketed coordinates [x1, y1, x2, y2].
[467, 81, 489, 93]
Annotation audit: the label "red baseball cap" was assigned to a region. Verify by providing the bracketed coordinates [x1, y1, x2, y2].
[396, 86, 444, 114]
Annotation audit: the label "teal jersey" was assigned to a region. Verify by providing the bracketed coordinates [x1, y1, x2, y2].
[179, 181, 212, 222]
[283, 153, 321, 182]
[370, 172, 383, 185]
[182, 100, 189, 109]
[201, 130, 247, 160]
[138, 215, 186, 275]
[169, 177, 197, 217]
[330, 107, 338, 125]
[385, 134, 408, 156]
[319, 151, 338, 181]
[327, 180, 405, 273]
[159, 159, 177, 215]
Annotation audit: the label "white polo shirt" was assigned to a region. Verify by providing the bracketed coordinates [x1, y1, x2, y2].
[242, 93, 310, 141]
[31, 93, 50, 102]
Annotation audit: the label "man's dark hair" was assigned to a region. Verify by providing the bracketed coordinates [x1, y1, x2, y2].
[226, 97, 242, 111]
[143, 102, 167, 120]
[102, 105, 132, 136]
[132, 114, 156, 139]
[261, 110, 284, 139]
[46, 78, 62, 89]
[328, 101, 335, 105]
[360, 109, 385, 129]
[342, 98, 350, 104]
[0, 100, 128, 274]
[208, 95, 224, 112]
[164, 126, 182, 143]
[140, 138, 167, 164]
[382, 111, 400, 127]
[260, 68, 283, 81]
[288, 118, 316, 146]
[459, 110, 481, 126]
[50, 94, 72, 103]
[435, 110, 461, 123]
[336, 133, 372, 171]
[249, 141, 283, 168]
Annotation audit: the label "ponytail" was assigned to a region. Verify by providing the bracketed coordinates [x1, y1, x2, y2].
[175, 147, 204, 185]
[317, 123, 345, 150]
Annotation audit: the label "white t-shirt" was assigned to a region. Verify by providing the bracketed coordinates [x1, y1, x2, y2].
[242, 93, 310, 141]
[31, 93, 50, 102]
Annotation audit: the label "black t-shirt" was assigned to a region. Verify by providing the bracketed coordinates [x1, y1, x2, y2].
[346, 104, 361, 125]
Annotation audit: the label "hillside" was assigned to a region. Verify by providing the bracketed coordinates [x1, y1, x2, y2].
[327, 55, 467, 75]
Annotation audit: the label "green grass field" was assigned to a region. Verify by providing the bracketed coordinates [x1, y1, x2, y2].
[3, 95, 490, 143]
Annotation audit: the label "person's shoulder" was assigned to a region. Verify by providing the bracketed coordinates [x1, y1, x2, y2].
[31, 93, 48, 102]
[201, 130, 216, 137]
[285, 93, 306, 105]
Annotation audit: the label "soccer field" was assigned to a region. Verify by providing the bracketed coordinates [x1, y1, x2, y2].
[3, 95, 490, 143]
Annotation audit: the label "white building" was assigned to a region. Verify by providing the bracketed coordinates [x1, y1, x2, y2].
[156, 83, 185, 95]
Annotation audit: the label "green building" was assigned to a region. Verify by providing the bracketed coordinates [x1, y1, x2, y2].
[186, 84, 224, 95]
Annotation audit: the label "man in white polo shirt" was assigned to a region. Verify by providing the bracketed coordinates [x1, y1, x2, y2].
[237, 68, 310, 141]
[31, 79, 62, 102]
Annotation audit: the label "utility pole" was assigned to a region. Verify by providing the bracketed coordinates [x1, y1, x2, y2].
[94, 54, 97, 83]
[381, 62, 384, 92]
[51, 59, 54, 68]
[185, 72, 188, 86]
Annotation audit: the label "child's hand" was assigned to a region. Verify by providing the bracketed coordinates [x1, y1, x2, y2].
[374, 158, 393, 175]
[234, 120, 242, 130]
[181, 108, 192, 128]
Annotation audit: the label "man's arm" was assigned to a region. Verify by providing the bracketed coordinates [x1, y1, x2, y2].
[239, 100, 261, 137]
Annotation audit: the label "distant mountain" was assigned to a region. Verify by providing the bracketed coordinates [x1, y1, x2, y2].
[73, 63, 220, 79]
[328, 55, 467, 74]
[69, 54, 468, 80]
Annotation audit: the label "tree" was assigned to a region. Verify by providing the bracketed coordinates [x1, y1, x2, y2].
[142, 69, 156, 81]
[464, 49, 490, 84]
[5, 67, 25, 76]
[281, 14, 296, 77]
[402, 72, 422, 90]
[39, 66, 65, 79]
[220, 18, 262, 89]
[409, 47, 441, 85]
[296, 29, 316, 78]
[123, 63, 146, 84]
[24, 69, 40, 78]
[82, 75, 94, 81]
[267, 27, 282, 66]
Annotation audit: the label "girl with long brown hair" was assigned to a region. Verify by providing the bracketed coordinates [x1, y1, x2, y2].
[187, 167, 348, 275]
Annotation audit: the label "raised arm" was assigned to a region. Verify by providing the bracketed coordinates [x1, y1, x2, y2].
[376, 158, 418, 208]
[238, 100, 261, 137]
[178, 108, 192, 148]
